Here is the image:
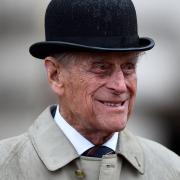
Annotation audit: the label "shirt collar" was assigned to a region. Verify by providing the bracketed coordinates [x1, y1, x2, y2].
[54, 105, 118, 155]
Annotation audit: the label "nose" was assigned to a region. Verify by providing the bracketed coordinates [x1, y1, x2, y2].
[106, 70, 127, 94]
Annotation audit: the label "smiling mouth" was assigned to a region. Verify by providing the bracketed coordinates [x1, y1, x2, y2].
[98, 100, 126, 107]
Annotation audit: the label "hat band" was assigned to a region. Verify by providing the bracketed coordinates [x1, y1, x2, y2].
[46, 36, 139, 48]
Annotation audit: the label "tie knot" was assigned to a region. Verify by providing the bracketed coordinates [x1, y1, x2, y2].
[82, 146, 114, 158]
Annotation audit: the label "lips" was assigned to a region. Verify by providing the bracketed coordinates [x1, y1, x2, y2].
[98, 100, 126, 107]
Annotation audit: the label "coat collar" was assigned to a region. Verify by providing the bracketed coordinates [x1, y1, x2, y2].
[117, 130, 145, 174]
[28, 105, 145, 174]
[28, 105, 79, 171]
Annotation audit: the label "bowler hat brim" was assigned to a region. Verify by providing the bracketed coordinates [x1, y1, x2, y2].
[29, 37, 155, 59]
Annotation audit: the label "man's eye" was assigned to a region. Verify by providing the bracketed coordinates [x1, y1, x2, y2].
[95, 63, 109, 70]
[121, 63, 136, 74]
[92, 62, 111, 71]
[90, 62, 112, 76]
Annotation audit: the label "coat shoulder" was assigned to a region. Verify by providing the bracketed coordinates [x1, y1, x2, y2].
[137, 136, 180, 178]
[0, 133, 29, 167]
[138, 136, 180, 161]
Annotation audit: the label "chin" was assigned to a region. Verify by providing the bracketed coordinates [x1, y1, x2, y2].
[112, 119, 128, 132]
[94, 114, 128, 133]
[105, 122, 127, 133]
[114, 125, 126, 132]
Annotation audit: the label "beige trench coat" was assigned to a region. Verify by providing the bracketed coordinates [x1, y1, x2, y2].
[0, 105, 180, 180]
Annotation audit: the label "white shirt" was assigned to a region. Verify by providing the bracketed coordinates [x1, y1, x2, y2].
[54, 106, 118, 155]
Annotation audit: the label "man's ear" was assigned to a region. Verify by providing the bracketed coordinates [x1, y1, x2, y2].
[44, 57, 64, 96]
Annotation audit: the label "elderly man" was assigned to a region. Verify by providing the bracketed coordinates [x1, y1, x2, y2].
[0, 0, 179, 179]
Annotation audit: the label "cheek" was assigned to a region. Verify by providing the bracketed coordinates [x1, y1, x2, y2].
[83, 81, 103, 109]
[81, 80, 106, 121]
[67, 77, 96, 110]
[127, 76, 137, 116]
[127, 74, 137, 95]
[64, 70, 106, 111]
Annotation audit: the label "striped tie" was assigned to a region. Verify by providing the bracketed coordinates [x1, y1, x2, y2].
[82, 146, 114, 158]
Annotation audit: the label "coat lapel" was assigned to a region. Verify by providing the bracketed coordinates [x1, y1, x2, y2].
[117, 129, 145, 174]
[28, 105, 79, 171]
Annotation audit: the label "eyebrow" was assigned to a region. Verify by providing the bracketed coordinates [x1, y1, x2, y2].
[126, 56, 139, 62]
[91, 55, 139, 63]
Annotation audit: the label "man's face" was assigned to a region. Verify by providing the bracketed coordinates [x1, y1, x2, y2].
[59, 52, 138, 135]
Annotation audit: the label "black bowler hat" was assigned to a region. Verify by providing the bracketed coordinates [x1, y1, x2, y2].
[29, 0, 155, 59]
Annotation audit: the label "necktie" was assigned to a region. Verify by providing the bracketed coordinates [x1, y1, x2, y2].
[82, 146, 114, 158]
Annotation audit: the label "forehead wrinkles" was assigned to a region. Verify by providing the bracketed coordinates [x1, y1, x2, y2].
[79, 52, 140, 63]
[68, 53, 93, 71]
[97, 52, 140, 62]
[62, 52, 140, 74]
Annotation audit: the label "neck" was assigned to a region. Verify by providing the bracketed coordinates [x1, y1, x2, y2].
[67, 117, 114, 145]
[79, 131, 113, 145]
[59, 105, 114, 145]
